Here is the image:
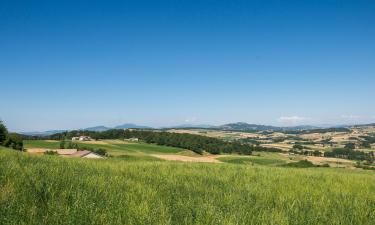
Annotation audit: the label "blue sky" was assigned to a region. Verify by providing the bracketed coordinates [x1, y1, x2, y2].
[1, 0, 375, 131]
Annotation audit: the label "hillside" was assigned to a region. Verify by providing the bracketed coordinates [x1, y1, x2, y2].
[1, 147, 374, 224]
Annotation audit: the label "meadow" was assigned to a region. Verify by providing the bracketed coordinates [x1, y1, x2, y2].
[1, 146, 374, 225]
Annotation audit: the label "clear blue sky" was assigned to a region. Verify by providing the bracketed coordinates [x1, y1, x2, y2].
[1, 0, 374, 131]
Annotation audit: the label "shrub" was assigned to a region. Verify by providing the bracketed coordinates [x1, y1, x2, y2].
[284, 160, 316, 168]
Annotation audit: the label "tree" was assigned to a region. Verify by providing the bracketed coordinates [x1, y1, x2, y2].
[361, 141, 371, 149]
[293, 144, 304, 150]
[59, 140, 65, 149]
[93, 148, 107, 156]
[3, 133, 23, 151]
[344, 143, 356, 150]
[0, 121, 8, 145]
[313, 150, 322, 157]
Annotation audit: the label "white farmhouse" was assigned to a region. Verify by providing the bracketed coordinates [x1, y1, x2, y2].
[72, 136, 92, 141]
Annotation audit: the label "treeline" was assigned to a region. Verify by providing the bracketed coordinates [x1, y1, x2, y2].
[284, 128, 351, 135]
[0, 121, 23, 151]
[128, 130, 252, 155]
[324, 148, 374, 163]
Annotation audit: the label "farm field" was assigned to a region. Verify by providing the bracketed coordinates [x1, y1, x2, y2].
[169, 127, 375, 154]
[24, 140, 186, 157]
[24, 140, 364, 168]
[1, 146, 374, 225]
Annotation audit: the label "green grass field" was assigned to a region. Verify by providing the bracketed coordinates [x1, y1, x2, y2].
[1, 146, 374, 225]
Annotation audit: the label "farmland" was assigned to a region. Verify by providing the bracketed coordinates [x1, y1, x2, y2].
[168, 125, 375, 153]
[1, 146, 375, 225]
[24, 139, 187, 156]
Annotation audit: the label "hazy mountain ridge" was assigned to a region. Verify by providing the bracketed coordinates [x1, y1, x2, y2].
[19, 122, 375, 136]
[20, 130, 68, 136]
[114, 123, 152, 129]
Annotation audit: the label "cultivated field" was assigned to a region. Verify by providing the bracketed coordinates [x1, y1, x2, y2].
[169, 127, 375, 153]
[24, 139, 368, 168]
[24, 140, 186, 157]
[1, 147, 374, 225]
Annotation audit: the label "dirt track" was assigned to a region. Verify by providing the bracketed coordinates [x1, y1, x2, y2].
[152, 154, 222, 163]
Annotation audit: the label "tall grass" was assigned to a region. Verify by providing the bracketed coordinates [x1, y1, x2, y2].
[0, 148, 374, 225]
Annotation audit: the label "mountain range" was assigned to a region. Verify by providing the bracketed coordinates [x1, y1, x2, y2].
[19, 122, 375, 136]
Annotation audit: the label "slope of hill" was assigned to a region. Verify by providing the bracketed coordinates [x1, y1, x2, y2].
[82, 126, 111, 132]
[1, 147, 374, 224]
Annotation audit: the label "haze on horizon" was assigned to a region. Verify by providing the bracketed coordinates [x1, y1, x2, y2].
[1, 0, 374, 132]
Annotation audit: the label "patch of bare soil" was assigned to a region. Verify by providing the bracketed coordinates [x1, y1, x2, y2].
[306, 156, 352, 164]
[151, 154, 222, 163]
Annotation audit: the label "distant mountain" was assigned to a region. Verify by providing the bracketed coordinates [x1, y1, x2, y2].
[217, 122, 321, 132]
[114, 123, 152, 129]
[351, 123, 375, 128]
[282, 125, 321, 131]
[22, 121, 369, 137]
[20, 130, 68, 136]
[20, 123, 151, 136]
[164, 124, 216, 129]
[82, 126, 111, 132]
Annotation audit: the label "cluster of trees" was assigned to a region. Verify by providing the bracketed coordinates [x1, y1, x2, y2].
[291, 141, 374, 163]
[59, 140, 79, 149]
[240, 138, 261, 145]
[0, 121, 23, 151]
[123, 130, 252, 155]
[251, 146, 282, 152]
[293, 144, 306, 150]
[59, 141, 107, 156]
[291, 148, 322, 157]
[324, 148, 374, 163]
[358, 135, 375, 149]
[284, 160, 329, 168]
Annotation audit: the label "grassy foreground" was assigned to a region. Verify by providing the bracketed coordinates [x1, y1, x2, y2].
[1, 147, 374, 225]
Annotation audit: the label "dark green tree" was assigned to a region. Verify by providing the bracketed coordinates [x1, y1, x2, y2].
[344, 143, 356, 150]
[59, 140, 65, 149]
[3, 133, 23, 151]
[0, 121, 7, 145]
[293, 144, 304, 150]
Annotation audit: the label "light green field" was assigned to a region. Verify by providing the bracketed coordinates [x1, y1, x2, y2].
[1, 147, 374, 225]
[218, 152, 290, 166]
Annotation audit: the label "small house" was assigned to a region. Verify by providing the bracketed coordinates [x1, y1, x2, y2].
[72, 136, 92, 141]
[125, 138, 139, 142]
